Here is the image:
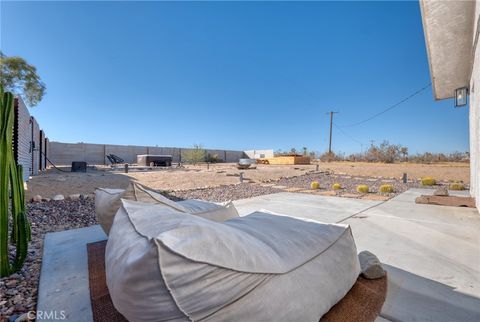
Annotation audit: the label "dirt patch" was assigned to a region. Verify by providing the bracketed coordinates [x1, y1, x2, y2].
[320, 161, 469, 183]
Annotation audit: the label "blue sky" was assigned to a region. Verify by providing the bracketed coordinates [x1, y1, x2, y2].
[1, 1, 470, 155]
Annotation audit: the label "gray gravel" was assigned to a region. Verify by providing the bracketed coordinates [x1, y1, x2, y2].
[169, 171, 448, 201]
[275, 172, 421, 197]
[170, 183, 284, 202]
[0, 198, 96, 320]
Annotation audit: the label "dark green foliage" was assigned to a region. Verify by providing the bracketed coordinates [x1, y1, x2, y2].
[0, 51, 46, 106]
[0, 84, 30, 277]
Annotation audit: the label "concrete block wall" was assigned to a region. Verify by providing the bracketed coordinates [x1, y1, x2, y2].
[48, 142, 247, 165]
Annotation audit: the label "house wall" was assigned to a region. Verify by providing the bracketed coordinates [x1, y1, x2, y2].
[47, 142, 248, 165]
[244, 149, 274, 159]
[470, 3, 480, 209]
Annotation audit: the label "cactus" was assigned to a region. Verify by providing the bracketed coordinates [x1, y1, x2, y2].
[379, 184, 394, 193]
[449, 183, 465, 191]
[356, 185, 369, 193]
[421, 177, 436, 186]
[0, 85, 31, 277]
[332, 183, 342, 190]
[310, 181, 320, 189]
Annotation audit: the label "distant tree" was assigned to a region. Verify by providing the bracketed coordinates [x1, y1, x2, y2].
[290, 148, 297, 155]
[400, 147, 408, 162]
[302, 147, 307, 156]
[0, 51, 46, 106]
[181, 144, 206, 165]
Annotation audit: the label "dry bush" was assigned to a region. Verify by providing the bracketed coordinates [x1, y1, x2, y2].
[421, 177, 436, 186]
[449, 183, 465, 190]
[356, 185, 369, 193]
[379, 184, 394, 193]
[332, 183, 342, 190]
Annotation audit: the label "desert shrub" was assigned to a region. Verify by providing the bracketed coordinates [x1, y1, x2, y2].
[356, 185, 369, 193]
[182, 144, 206, 165]
[421, 177, 436, 186]
[449, 183, 465, 190]
[206, 153, 222, 163]
[310, 181, 320, 189]
[332, 183, 342, 190]
[379, 184, 394, 193]
[365, 141, 402, 163]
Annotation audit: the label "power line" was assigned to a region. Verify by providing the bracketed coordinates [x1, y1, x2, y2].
[332, 122, 364, 146]
[338, 83, 432, 128]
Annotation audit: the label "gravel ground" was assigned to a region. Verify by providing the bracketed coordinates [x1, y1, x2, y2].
[275, 172, 425, 197]
[169, 171, 452, 201]
[170, 183, 284, 202]
[0, 171, 463, 321]
[0, 198, 96, 321]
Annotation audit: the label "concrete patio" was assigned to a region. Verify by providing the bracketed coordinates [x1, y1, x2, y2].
[37, 189, 480, 321]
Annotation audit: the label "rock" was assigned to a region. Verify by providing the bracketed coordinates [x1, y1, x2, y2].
[14, 313, 31, 322]
[6, 279, 18, 287]
[5, 288, 18, 296]
[52, 194, 64, 201]
[68, 194, 81, 200]
[42, 198, 51, 202]
[358, 250, 385, 279]
[8, 315, 19, 322]
[31, 195, 42, 203]
[434, 186, 449, 196]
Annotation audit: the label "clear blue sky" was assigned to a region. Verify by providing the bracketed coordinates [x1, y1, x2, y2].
[1, 1, 470, 155]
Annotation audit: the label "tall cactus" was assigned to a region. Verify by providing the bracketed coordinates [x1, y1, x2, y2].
[0, 85, 31, 277]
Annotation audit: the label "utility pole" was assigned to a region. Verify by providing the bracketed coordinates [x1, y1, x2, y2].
[325, 111, 339, 155]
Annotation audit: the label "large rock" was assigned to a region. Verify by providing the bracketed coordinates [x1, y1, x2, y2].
[31, 195, 42, 203]
[434, 186, 449, 196]
[52, 194, 64, 201]
[68, 194, 81, 200]
[358, 251, 385, 279]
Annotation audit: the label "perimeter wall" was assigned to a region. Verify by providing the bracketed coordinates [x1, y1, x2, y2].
[48, 142, 248, 165]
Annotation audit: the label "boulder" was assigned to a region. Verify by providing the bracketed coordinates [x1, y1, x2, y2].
[52, 194, 65, 201]
[433, 186, 449, 196]
[69, 194, 81, 200]
[358, 251, 385, 279]
[31, 195, 42, 203]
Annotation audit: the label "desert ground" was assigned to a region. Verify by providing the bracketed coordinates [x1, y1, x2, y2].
[25, 161, 470, 200]
[1, 160, 471, 318]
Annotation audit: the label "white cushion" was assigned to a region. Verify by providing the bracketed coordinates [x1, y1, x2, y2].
[94, 188, 125, 235]
[106, 200, 361, 322]
[178, 199, 239, 222]
[95, 183, 239, 235]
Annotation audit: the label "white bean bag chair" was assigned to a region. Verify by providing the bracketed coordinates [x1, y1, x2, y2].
[95, 183, 238, 234]
[106, 200, 361, 322]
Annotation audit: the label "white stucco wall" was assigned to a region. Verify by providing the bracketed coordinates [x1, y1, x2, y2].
[471, 4, 480, 209]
